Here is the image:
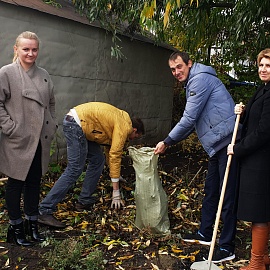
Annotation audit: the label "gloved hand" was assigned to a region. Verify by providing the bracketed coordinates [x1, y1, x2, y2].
[111, 176, 126, 183]
[111, 189, 125, 209]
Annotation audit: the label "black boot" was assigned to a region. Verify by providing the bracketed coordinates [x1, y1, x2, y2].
[24, 219, 45, 242]
[7, 222, 33, 247]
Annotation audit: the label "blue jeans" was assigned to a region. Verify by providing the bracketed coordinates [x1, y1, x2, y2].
[199, 146, 238, 253]
[39, 116, 105, 215]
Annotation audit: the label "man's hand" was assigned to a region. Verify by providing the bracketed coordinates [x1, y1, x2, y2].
[111, 189, 125, 209]
[154, 141, 167, 155]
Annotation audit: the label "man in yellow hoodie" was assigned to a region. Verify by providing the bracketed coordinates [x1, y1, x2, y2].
[38, 102, 145, 228]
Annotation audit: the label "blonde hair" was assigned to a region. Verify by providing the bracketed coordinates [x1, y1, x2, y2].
[13, 31, 40, 62]
[257, 48, 270, 66]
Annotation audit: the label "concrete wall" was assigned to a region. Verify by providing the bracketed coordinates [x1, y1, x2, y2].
[0, 1, 174, 159]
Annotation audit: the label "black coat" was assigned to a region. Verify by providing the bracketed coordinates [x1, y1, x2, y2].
[234, 81, 270, 222]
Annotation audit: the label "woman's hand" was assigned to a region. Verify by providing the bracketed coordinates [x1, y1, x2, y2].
[234, 103, 245, 115]
[227, 144, 234, 155]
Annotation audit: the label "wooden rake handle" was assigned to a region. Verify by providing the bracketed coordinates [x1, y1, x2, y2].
[207, 112, 241, 265]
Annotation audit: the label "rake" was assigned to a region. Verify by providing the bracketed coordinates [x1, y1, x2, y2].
[190, 113, 241, 270]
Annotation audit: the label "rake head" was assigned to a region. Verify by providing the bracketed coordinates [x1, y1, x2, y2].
[190, 260, 221, 270]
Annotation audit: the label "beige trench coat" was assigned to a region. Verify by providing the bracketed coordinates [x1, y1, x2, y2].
[0, 60, 57, 180]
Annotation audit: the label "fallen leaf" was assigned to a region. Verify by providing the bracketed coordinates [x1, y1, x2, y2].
[0, 250, 8, 256]
[4, 258, 9, 267]
[151, 263, 160, 269]
[101, 217, 106, 226]
[110, 224, 116, 231]
[117, 254, 134, 260]
[78, 221, 89, 230]
[171, 246, 183, 253]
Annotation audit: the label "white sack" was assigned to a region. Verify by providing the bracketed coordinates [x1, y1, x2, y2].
[128, 146, 170, 236]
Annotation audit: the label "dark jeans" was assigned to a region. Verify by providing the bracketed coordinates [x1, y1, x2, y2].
[199, 146, 238, 253]
[5, 142, 42, 224]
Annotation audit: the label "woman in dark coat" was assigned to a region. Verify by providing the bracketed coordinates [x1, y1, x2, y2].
[228, 48, 270, 270]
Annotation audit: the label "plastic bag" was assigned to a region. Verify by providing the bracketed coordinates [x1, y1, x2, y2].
[128, 146, 170, 236]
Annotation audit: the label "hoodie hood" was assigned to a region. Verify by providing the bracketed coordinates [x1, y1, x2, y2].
[188, 62, 217, 81]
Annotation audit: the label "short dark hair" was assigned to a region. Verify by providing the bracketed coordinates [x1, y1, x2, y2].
[131, 118, 145, 135]
[169, 51, 190, 65]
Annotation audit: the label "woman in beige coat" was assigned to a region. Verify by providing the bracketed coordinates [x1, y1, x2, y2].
[0, 31, 57, 246]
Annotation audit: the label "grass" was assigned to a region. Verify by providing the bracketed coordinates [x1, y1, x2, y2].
[43, 235, 104, 270]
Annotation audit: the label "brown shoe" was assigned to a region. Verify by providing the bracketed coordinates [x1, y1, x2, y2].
[75, 202, 94, 212]
[38, 215, 66, 228]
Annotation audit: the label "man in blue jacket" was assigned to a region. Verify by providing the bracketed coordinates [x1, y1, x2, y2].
[154, 51, 239, 263]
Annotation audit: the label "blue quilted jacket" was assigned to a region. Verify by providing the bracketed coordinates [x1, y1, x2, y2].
[164, 63, 237, 157]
